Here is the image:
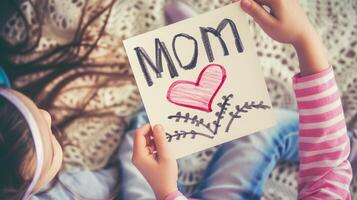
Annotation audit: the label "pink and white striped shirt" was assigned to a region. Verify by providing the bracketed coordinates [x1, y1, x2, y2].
[294, 67, 352, 199]
[166, 67, 352, 200]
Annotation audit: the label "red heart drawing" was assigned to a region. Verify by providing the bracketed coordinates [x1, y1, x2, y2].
[166, 64, 226, 112]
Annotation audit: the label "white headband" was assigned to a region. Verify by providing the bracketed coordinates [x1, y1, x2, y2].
[0, 88, 44, 200]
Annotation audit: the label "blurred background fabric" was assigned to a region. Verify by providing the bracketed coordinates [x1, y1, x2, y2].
[0, 0, 356, 199]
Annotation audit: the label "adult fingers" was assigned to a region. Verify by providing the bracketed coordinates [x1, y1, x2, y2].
[152, 125, 172, 161]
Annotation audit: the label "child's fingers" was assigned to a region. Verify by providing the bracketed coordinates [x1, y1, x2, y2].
[133, 124, 151, 159]
[240, 0, 277, 31]
[152, 125, 172, 161]
[232, 0, 277, 7]
[254, 0, 278, 7]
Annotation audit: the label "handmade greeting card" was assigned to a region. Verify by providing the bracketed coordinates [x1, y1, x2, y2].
[124, 3, 276, 158]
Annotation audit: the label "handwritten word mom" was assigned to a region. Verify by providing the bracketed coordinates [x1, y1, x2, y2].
[133, 18, 244, 86]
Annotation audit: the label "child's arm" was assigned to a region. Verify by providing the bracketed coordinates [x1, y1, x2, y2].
[237, 0, 329, 75]
[238, 0, 352, 198]
[132, 0, 352, 199]
[293, 67, 352, 199]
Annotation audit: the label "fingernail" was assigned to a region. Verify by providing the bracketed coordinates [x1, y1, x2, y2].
[241, 0, 252, 8]
[148, 146, 157, 154]
[155, 124, 163, 132]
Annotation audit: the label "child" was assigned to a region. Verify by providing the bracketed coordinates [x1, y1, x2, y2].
[0, 0, 352, 199]
[131, 0, 353, 199]
[0, 71, 120, 199]
[0, 81, 122, 200]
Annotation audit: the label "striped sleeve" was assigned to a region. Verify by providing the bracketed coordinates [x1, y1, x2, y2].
[293, 67, 353, 200]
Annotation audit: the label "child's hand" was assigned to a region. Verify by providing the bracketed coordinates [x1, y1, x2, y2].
[236, 0, 329, 76]
[236, 0, 313, 45]
[132, 124, 178, 200]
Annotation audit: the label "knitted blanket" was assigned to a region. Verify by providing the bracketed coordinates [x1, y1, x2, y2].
[1, 0, 356, 199]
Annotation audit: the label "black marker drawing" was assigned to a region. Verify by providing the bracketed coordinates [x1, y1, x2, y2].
[168, 112, 215, 134]
[133, 18, 244, 87]
[134, 39, 178, 87]
[166, 130, 214, 142]
[212, 94, 233, 135]
[200, 18, 244, 63]
[172, 33, 198, 70]
[166, 94, 270, 142]
[225, 101, 271, 132]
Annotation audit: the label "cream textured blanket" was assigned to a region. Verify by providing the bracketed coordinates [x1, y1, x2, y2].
[1, 0, 356, 199]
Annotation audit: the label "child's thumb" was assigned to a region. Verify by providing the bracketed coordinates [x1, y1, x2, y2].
[240, 0, 277, 31]
[152, 125, 172, 161]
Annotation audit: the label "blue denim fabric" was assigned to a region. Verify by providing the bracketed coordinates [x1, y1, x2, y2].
[32, 168, 118, 200]
[29, 107, 357, 199]
[31, 110, 151, 200]
[119, 109, 300, 200]
[190, 109, 299, 200]
[118, 110, 156, 200]
[31, 108, 299, 200]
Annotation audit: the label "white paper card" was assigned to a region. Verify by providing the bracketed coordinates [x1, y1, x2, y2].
[124, 3, 276, 158]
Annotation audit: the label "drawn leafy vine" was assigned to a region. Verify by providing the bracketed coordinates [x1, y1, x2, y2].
[166, 94, 271, 142]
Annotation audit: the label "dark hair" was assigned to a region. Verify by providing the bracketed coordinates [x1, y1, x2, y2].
[0, 93, 66, 199]
[0, 0, 123, 130]
[0, 0, 122, 198]
[0, 95, 35, 199]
